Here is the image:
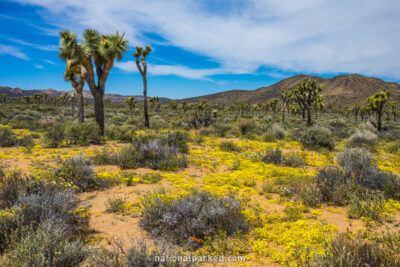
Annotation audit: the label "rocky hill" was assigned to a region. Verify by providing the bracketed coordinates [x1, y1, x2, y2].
[183, 74, 400, 105]
[0, 86, 170, 103]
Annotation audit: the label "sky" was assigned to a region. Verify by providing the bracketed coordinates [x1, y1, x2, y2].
[0, 0, 399, 99]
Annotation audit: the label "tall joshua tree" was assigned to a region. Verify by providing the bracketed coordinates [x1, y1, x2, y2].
[59, 51, 85, 122]
[367, 91, 391, 131]
[33, 93, 43, 106]
[125, 96, 136, 110]
[293, 79, 323, 126]
[1, 93, 6, 107]
[59, 29, 128, 135]
[280, 90, 292, 123]
[134, 46, 152, 128]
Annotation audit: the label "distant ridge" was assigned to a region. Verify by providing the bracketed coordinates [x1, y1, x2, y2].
[182, 74, 400, 105]
[0, 86, 170, 103]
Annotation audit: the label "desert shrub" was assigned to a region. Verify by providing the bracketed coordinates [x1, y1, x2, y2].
[388, 141, 400, 154]
[43, 122, 65, 148]
[162, 131, 190, 153]
[336, 148, 399, 192]
[0, 180, 89, 252]
[237, 118, 256, 135]
[140, 191, 248, 249]
[299, 184, 323, 208]
[90, 239, 182, 267]
[300, 126, 335, 150]
[116, 144, 138, 169]
[301, 232, 400, 266]
[118, 140, 187, 171]
[314, 166, 351, 205]
[53, 156, 109, 192]
[17, 134, 35, 150]
[219, 141, 241, 152]
[141, 172, 163, 184]
[284, 204, 307, 221]
[0, 172, 46, 209]
[262, 149, 283, 165]
[213, 122, 231, 137]
[348, 190, 385, 221]
[263, 124, 286, 141]
[91, 146, 116, 165]
[262, 149, 306, 167]
[5, 223, 88, 267]
[105, 196, 127, 213]
[65, 121, 101, 146]
[0, 127, 17, 147]
[198, 127, 214, 136]
[347, 128, 378, 148]
[106, 125, 136, 142]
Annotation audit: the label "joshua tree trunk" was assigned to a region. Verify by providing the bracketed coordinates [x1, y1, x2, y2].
[93, 89, 104, 135]
[77, 93, 84, 123]
[302, 108, 305, 121]
[281, 108, 285, 123]
[377, 112, 382, 131]
[307, 108, 312, 126]
[143, 74, 149, 128]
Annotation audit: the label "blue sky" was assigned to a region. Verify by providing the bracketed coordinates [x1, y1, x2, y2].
[1, 0, 399, 99]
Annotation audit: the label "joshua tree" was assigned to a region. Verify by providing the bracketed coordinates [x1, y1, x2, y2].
[388, 101, 398, 122]
[134, 45, 152, 128]
[293, 79, 323, 126]
[59, 29, 128, 135]
[125, 96, 136, 110]
[33, 93, 43, 106]
[168, 100, 178, 110]
[367, 91, 391, 131]
[150, 96, 160, 112]
[280, 90, 292, 123]
[1, 93, 6, 107]
[59, 53, 85, 122]
[180, 101, 189, 114]
[23, 96, 31, 104]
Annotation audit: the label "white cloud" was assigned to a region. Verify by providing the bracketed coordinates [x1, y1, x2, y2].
[6, 37, 58, 51]
[116, 61, 224, 79]
[10, 0, 400, 79]
[42, 59, 58, 65]
[35, 64, 44, 69]
[0, 44, 29, 60]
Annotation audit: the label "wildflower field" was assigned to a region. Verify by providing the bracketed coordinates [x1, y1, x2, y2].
[1, 101, 400, 267]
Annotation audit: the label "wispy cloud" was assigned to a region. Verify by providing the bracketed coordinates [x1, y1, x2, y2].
[10, 0, 400, 79]
[6, 37, 58, 51]
[116, 61, 222, 80]
[0, 44, 29, 60]
[35, 64, 44, 69]
[42, 59, 58, 65]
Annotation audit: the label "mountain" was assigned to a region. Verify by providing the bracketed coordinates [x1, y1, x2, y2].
[0, 86, 170, 103]
[183, 74, 400, 105]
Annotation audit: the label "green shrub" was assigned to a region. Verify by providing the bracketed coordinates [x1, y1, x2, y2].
[53, 155, 109, 192]
[140, 191, 248, 249]
[106, 125, 136, 142]
[0, 127, 17, 147]
[347, 128, 378, 148]
[262, 149, 306, 167]
[43, 123, 65, 148]
[16, 135, 35, 152]
[213, 122, 231, 137]
[105, 196, 127, 213]
[348, 190, 385, 221]
[300, 126, 335, 150]
[65, 121, 101, 146]
[90, 239, 182, 267]
[263, 124, 286, 141]
[141, 172, 163, 184]
[237, 118, 256, 135]
[5, 223, 88, 267]
[91, 146, 116, 165]
[299, 184, 323, 208]
[219, 141, 241, 152]
[300, 232, 400, 266]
